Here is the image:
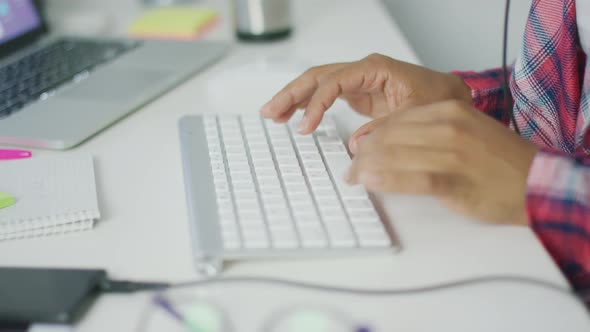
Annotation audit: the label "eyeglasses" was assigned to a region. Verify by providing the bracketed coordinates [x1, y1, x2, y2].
[133, 274, 583, 332]
[136, 291, 373, 332]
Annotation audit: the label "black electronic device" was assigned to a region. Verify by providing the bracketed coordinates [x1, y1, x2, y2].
[0, 268, 106, 325]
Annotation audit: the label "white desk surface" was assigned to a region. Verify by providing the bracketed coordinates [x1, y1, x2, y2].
[2, 0, 590, 331]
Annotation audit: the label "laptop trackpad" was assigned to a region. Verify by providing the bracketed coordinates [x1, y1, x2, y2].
[59, 68, 171, 101]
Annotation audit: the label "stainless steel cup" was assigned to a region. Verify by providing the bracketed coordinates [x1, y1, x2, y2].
[233, 0, 292, 41]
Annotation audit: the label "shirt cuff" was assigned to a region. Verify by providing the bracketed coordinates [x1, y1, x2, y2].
[451, 69, 510, 124]
[525, 148, 590, 289]
[526, 148, 563, 222]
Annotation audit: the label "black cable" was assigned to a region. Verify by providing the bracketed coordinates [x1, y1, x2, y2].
[104, 274, 584, 307]
[503, 0, 521, 135]
[161, 275, 585, 307]
[100, 279, 170, 293]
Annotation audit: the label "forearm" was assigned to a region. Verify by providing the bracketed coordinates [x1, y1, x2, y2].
[527, 148, 590, 290]
[452, 67, 513, 124]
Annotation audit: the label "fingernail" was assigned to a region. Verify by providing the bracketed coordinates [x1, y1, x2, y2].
[350, 135, 366, 153]
[359, 172, 382, 189]
[344, 167, 353, 184]
[298, 115, 309, 134]
[350, 140, 358, 153]
[260, 102, 271, 115]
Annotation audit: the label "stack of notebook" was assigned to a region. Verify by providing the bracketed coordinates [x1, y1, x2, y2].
[0, 156, 100, 241]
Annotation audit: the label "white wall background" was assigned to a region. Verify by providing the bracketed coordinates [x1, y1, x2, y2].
[382, 0, 533, 72]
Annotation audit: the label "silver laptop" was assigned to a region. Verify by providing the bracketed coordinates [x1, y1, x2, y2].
[0, 0, 228, 150]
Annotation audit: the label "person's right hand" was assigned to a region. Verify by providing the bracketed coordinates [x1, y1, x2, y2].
[260, 53, 472, 135]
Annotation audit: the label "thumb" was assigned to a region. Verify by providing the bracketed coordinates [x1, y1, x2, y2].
[349, 117, 388, 154]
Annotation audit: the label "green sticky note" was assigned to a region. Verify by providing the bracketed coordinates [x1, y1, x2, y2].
[0, 192, 15, 209]
[129, 7, 218, 39]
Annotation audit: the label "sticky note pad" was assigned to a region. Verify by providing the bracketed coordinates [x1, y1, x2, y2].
[129, 7, 218, 40]
[0, 192, 15, 209]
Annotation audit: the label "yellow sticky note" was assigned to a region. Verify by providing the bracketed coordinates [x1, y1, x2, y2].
[129, 7, 218, 40]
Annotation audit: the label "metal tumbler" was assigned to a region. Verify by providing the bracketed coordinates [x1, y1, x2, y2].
[233, 0, 292, 41]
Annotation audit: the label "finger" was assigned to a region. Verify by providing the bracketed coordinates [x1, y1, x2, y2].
[349, 117, 388, 153]
[274, 107, 298, 123]
[374, 121, 476, 152]
[260, 63, 347, 119]
[300, 62, 387, 134]
[342, 92, 374, 116]
[274, 96, 312, 123]
[349, 146, 467, 179]
[352, 168, 457, 196]
[388, 99, 476, 125]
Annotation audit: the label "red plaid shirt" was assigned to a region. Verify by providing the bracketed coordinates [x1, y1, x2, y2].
[455, 0, 590, 289]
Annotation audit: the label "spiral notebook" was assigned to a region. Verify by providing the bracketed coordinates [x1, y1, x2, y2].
[0, 156, 100, 241]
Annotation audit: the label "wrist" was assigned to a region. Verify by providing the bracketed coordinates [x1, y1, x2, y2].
[447, 73, 473, 103]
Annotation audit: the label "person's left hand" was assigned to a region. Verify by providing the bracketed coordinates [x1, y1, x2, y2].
[345, 100, 539, 224]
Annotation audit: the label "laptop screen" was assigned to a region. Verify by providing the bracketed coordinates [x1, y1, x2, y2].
[0, 0, 42, 45]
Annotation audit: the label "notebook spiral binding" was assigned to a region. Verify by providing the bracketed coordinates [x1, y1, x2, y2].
[0, 210, 99, 241]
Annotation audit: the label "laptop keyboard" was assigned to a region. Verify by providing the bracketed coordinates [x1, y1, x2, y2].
[0, 39, 138, 118]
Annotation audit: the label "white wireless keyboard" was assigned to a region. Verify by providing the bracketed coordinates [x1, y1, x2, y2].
[179, 113, 398, 274]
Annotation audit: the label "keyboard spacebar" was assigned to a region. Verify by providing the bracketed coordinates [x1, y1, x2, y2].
[324, 154, 367, 198]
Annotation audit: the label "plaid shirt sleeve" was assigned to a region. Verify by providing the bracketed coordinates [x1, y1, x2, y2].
[451, 68, 512, 125]
[453, 69, 590, 290]
[527, 148, 590, 290]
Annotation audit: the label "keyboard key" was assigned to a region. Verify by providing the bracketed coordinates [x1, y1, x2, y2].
[249, 143, 271, 152]
[302, 161, 326, 170]
[315, 196, 341, 208]
[356, 230, 391, 247]
[215, 191, 231, 201]
[326, 226, 357, 248]
[326, 160, 367, 198]
[267, 217, 293, 228]
[242, 230, 270, 249]
[219, 212, 237, 224]
[298, 226, 328, 248]
[264, 206, 289, 216]
[220, 215, 237, 226]
[295, 214, 321, 226]
[297, 144, 319, 152]
[306, 169, 329, 179]
[221, 223, 240, 236]
[214, 182, 230, 192]
[300, 152, 322, 163]
[270, 138, 292, 147]
[283, 174, 305, 184]
[348, 209, 379, 220]
[313, 187, 338, 198]
[270, 229, 299, 249]
[223, 238, 242, 250]
[284, 183, 308, 193]
[309, 179, 333, 190]
[293, 135, 315, 146]
[279, 166, 302, 175]
[320, 143, 347, 154]
[343, 198, 374, 210]
[262, 195, 287, 205]
[260, 187, 284, 197]
[317, 136, 341, 144]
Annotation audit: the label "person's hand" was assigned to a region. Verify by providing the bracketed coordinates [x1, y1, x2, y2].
[345, 100, 539, 225]
[260, 53, 472, 134]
